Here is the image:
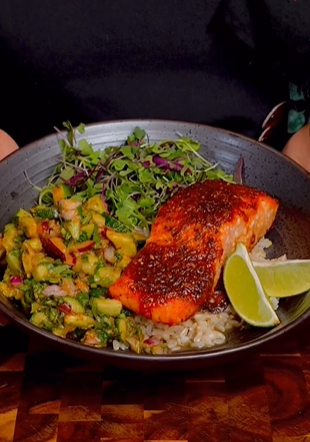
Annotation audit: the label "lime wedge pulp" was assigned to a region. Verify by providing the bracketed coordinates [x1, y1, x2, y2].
[223, 243, 280, 327]
[253, 259, 310, 298]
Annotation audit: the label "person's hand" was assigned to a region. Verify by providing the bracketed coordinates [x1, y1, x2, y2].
[0, 129, 18, 325]
[282, 124, 310, 173]
[0, 129, 19, 161]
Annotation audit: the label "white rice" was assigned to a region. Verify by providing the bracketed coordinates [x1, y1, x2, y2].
[134, 306, 240, 354]
[114, 237, 285, 355]
[249, 237, 287, 263]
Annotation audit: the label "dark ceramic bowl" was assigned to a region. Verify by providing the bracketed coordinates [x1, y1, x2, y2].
[0, 120, 310, 370]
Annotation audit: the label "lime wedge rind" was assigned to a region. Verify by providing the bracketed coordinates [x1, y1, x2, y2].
[223, 243, 280, 328]
[252, 259, 310, 266]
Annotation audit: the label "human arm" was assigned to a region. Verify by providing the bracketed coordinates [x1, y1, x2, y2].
[0, 130, 19, 162]
[282, 124, 310, 173]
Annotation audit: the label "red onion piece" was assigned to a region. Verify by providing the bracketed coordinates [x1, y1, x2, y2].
[172, 161, 184, 172]
[10, 276, 23, 286]
[153, 156, 184, 172]
[66, 170, 87, 186]
[104, 246, 116, 263]
[153, 156, 170, 168]
[42, 285, 67, 297]
[144, 337, 161, 346]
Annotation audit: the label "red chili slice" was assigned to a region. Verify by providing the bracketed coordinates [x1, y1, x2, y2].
[58, 304, 72, 314]
[38, 220, 50, 235]
[100, 227, 107, 238]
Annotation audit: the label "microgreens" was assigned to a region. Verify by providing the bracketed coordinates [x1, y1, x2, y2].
[38, 122, 234, 232]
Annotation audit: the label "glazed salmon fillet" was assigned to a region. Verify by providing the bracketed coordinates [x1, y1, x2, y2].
[109, 180, 279, 325]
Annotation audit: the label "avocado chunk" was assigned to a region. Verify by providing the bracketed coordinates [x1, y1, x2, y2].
[62, 296, 85, 314]
[6, 249, 23, 274]
[94, 266, 122, 287]
[92, 297, 122, 317]
[21, 238, 44, 277]
[116, 316, 127, 342]
[52, 327, 69, 338]
[114, 253, 132, 269]
[30, 311, 54, 330]
[32, 263, 51, 282]
[64, 314, 95, 329]
[132, 230, 148, 247]
[15, 209, 38, 238]
[80, 223, 95, 239]
[31, 257, 65, 283]
[22, 238, 43, 254]
[83, 195, 106, 214]
[22, 252, 32, 277]
[115, 316, 143, 354]
[2, 224, 20, 252]
[106, 230, 137, 258]
[74, 251, 99, 275]
[66, 218, 81, 240]
[92, 213, 106, 227]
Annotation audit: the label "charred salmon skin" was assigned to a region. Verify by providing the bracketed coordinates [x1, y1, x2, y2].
[109, 180, 279, 325]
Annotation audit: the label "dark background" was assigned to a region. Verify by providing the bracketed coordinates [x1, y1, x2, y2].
[0, 0, 308, 148]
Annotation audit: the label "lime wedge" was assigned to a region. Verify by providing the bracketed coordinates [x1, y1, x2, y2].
[252, 259, 310, 298]
[223, 243, 280, 327]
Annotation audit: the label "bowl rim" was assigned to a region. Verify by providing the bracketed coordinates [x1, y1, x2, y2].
[1, 118, 310, 366]
[9, 118, 310, 180]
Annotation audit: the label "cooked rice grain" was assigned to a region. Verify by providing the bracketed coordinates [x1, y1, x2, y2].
[132, 306, 240, 354]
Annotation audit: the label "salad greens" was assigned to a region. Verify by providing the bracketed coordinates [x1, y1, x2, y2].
[38, 122, 233, 234]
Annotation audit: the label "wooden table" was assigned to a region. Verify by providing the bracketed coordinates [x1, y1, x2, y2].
[1, 316, 310, 442]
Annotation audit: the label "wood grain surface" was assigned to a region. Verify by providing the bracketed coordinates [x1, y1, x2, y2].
[1, 319, 310, 442]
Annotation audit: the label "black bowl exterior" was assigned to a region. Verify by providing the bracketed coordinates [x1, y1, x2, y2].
[0, 119, 310, 370]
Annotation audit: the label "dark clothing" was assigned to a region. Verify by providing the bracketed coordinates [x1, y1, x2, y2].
[0, 0, 309, 147]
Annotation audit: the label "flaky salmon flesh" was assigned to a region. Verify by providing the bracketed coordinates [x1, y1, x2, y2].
[109, 180, 279, 325]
